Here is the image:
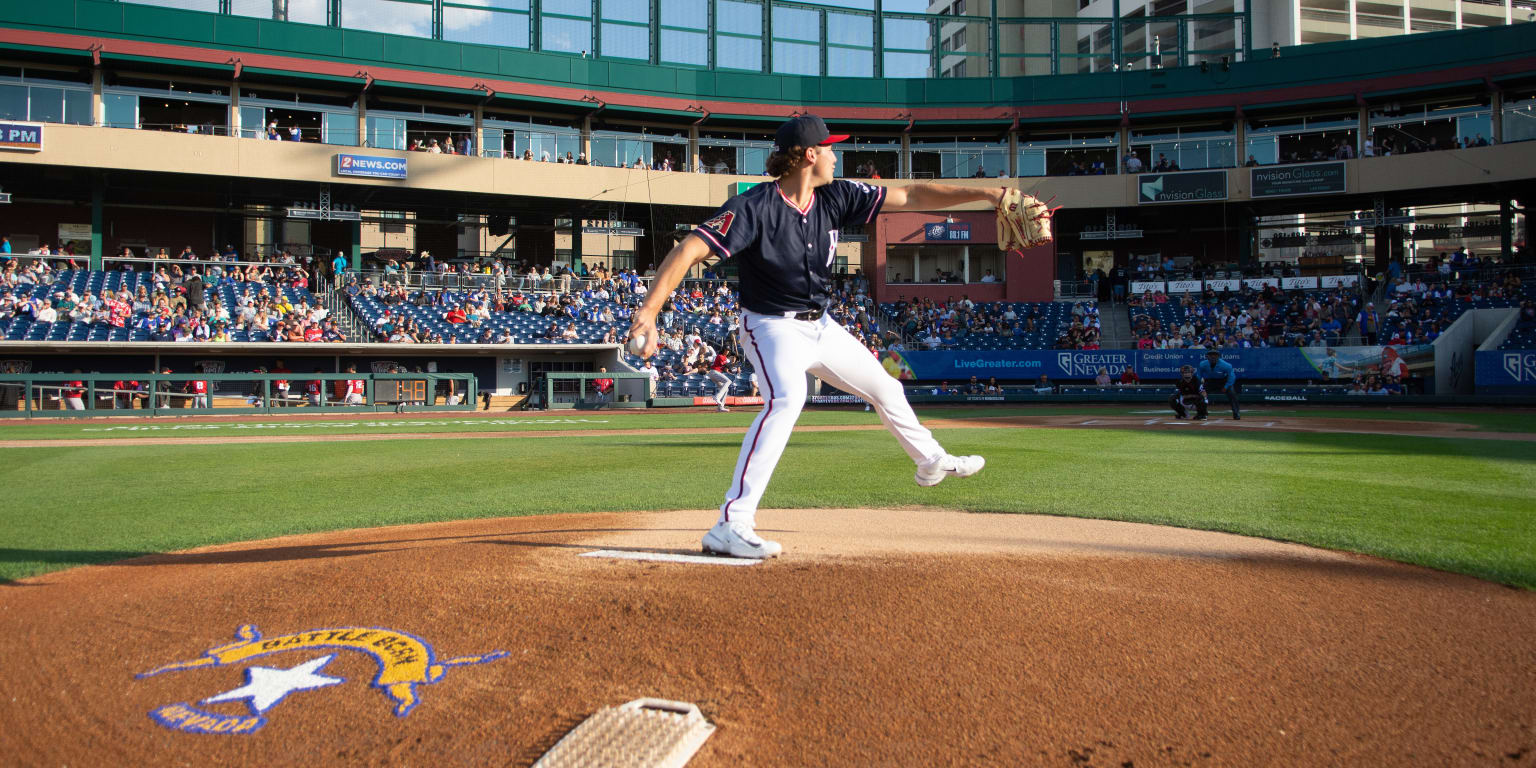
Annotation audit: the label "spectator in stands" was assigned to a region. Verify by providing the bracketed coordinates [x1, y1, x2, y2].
[1119, 366, 1140, 385]
[1094, 368, 1112, 386]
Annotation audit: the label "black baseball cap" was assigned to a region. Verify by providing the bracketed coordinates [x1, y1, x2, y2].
[774, 114, 848, 153]
[1205, 349, 1221, 356]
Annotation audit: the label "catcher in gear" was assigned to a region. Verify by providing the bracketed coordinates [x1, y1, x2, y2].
[996, 187, 1057, 252]
[1169, 364, 1208, 420]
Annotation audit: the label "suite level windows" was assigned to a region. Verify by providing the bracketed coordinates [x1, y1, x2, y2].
[0, 66, 93, 127]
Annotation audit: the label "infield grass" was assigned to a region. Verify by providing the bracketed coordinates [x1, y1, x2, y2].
[2, 424, 1533, 588]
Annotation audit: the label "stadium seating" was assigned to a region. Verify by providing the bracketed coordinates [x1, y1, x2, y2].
[349, 287, 761, 395]
[2, 270, 316, 342]
[880, 301, 1077, 349]
[1131, 290, 1361, 348]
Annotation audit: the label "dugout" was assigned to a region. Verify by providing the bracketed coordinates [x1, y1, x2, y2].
[0, 342, 634, 410]
[541, 372, 650, 410]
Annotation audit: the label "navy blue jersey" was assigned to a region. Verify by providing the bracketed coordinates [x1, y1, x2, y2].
[691, 179, 886, 315]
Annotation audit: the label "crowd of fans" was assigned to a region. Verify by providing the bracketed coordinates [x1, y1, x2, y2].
[1131, 284, 1362, 349]
[1377, 251, 1528, 344]
[0, 254, 334, 343]
[882, 296, 1096, 350]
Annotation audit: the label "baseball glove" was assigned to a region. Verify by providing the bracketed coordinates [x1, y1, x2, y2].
[996, 188, 1058, 252]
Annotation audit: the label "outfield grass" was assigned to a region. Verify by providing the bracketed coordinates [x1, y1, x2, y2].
[2, 426, 1533, 588]
[0, 405, 1533, 440]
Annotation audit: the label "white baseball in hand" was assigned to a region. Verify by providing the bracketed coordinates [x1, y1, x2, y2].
[628, 332, 648, 356]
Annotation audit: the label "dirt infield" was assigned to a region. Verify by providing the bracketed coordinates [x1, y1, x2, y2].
[3, 508, 1532, 766]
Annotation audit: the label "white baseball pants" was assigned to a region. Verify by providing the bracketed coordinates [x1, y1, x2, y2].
[719, 310, 946, 528]
[706, 369, 731, 405]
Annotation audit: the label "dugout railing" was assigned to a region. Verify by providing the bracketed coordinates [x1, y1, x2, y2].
[0, 372, 477, 418]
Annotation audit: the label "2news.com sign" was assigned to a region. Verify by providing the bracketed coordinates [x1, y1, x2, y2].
[335, 154, 408, 179]
[0, 121, 43, 151]
[1476, 350, 1536, 392]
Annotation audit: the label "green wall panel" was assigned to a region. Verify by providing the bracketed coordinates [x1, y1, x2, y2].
[821, 78, 872, 104]
[459, 44, 500, 76]
[610, 62, 669, 92]
[927, 78, 990, 104]
[384, 35, 460, 69]
[884, 80, 926, 103]
[778, 79, 818, 103]
[126, 5, 215, 42]
[674, 69, 708, 97]
[213, 15, 261, 48]
[343, 31, 387, 63]
[568, 58, 598, 86]
[257, 20, 341, 57]
[13, 1, 76, 28]
[717, 72, 781, 101]
[74, 1, 123, 35]
[509, 50, 574, 82]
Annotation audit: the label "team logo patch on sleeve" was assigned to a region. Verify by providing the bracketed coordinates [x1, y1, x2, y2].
[701, 211, 734, 236]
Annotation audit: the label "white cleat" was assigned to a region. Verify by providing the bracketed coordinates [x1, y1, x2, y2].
[701, 521, 781, 559]
[716, 404, 730, 412]
[914, 454, 986, 487]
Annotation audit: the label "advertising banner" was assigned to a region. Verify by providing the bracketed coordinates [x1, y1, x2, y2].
[1320, 275, 1360, 288]
[924, 222, 971, 241]
[1138, 170, 1228, 204]
[1167, 279, 1203, 293]
[1205, 279, 1240, 291]
[1251, 161, 1346, 198]
[0, 121, 43, 151]
[881, 345, 1433, 382]
[1476, 350, 1536, 391]
[1281, 276, 1319, 290]
[335, 154, 408, 179]
[1130, 281, 1165, 294]
[1244, 277, 1280, 290]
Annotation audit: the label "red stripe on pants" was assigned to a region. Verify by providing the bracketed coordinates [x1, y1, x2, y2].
[722, 317, 775, 522]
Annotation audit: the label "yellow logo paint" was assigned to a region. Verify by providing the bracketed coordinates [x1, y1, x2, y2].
[140, 624, 506, 734]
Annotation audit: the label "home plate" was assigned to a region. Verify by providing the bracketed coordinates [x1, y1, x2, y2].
[581, 550, 762, 566]
[533, 698, 716, 768]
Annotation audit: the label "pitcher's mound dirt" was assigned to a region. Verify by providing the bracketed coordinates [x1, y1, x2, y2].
[2, 508, 1532, 766]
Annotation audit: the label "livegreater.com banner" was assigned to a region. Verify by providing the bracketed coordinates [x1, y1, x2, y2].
[879, 345, 1433, 381]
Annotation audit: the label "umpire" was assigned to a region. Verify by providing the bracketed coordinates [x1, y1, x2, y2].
[1168, 364, 1207, 420]
[1197, 349, 1241, 420]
